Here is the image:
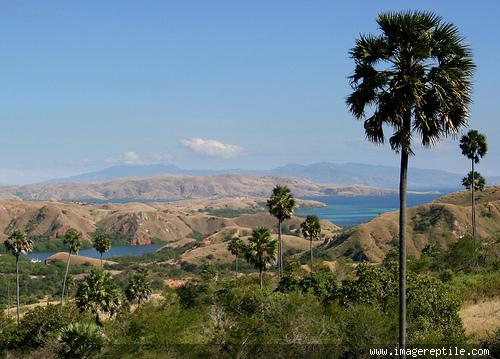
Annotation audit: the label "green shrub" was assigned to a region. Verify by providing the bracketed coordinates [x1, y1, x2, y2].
[18, 304, 83, 349]
[58, 322, 104, 359]
[176, 282, 210, 309]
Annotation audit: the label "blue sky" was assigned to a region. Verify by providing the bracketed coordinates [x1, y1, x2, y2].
[1, 0, 499, 184]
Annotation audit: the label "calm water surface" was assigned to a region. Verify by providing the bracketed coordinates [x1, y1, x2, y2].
[26, 243, 164, 262]
[296, 193, 443, 227]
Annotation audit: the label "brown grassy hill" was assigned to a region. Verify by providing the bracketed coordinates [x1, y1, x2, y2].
[0, 174, 400, 201]
[323, 186, 500, 262]
[0, 197, 340, 249]
[180, 234, 318, 265]
[45, 252, 116, 266]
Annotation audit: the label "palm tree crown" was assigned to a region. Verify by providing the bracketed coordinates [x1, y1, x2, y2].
[125, 269, 152, 305]
[346, 11, 474, 152]
[92, 229, 112, 265]
[76, 268, 121, 325]
[5, 229, 33, 257]
[243, 227, 277, 288]
[64, 228, 83, 254]
[460, 130, 487, 163]
[267, 185, 296, 221]
[300, 215, 321, 241]
[227, 237, 243, 257]
[462, 171, 486, 192]
[301, 215, 322, 271]
[267, 185, 296, 277]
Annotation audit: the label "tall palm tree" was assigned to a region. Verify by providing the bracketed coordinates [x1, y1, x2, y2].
[267, 185, 296, 277]
[346, 11, 474, 349]
[460, 130, 488, 238]
[243, 227, 277, 289]
[227, 237, 244, 272]
[92, 229, 112, 266]
[75, 268, 121, 326]
[4, 229, 33, 324]
[61, 228, 82, 309]
[300, 215, 322, 271]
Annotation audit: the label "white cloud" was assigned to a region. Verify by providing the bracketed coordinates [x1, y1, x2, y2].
[123, 151, 141, 164]
[181, 138, 245, 159]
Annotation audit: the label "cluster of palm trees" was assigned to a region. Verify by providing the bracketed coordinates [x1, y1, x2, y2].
[227, 184, 322, 288]
[3, 227, 114, 324]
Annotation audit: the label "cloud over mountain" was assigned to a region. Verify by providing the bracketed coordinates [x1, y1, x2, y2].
[181, 138, 245, 159]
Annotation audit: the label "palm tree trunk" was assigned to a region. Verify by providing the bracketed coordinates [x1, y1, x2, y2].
[310, 238, 313, 272]
[100, 252, 103, 267]
[471, 159, 476, 238]
[235, 255, 238, 272]
[61, 251, 71, 309]
[7, 279, 10, 319]
[398, 147, 409, 352]
[15, 255, 20, 325]
[259, 268, 263, 289]
[278, 220, 283, 277]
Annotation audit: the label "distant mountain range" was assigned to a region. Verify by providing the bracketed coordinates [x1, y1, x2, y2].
[47, 162, 500, 191]
[1, 174, 401, 202]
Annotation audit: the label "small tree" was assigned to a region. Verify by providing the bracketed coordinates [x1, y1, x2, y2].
[227, 237, 244, 272]
[61, 228, 82, 309]
[462, 171, 486, 192]
[92, 229, 112, 266]
[267, 185, 296, 278]
[300, 215, 322, 271]
[4, 229, 33, 324]
[243, 227, 277, 289]
[460, 130, 488, 238]
[125, 269, 152, 306]
[75, 268, 121, 326]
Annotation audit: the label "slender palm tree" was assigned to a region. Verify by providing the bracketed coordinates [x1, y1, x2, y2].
[61, 228, 82, 309]
[460, 130, 488, 238]
[92, 229, 112, 266]
[300, 215, 322, 271]
[267, 185, 296, 277]
[346, 11, 474, 349]
[4, 229, 33, 324]
[125, 269, 152, 306]
[75, 268, 121, 326]
[243, 227, 277, 289]
[227, 237, 244, 271]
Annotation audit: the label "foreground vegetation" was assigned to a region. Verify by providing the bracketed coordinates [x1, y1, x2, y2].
[1, 9, 498, 359]
[1, 230, 499, 358]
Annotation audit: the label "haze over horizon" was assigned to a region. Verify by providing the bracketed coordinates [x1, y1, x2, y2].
[1, 1, 499, 184]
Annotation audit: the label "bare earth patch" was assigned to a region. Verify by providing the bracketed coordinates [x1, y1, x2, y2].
[460, 297, 500, 338]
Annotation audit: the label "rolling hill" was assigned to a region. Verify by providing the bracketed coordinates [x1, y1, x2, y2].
[0, 197, 340, 247]
[324, 186, 500, 262]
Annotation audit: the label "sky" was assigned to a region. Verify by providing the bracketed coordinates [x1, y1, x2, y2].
[1, 0, 499, 184]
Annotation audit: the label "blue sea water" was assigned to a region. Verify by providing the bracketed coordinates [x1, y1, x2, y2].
[296, 193, 443, 227]
[26, 243, 164, 262]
